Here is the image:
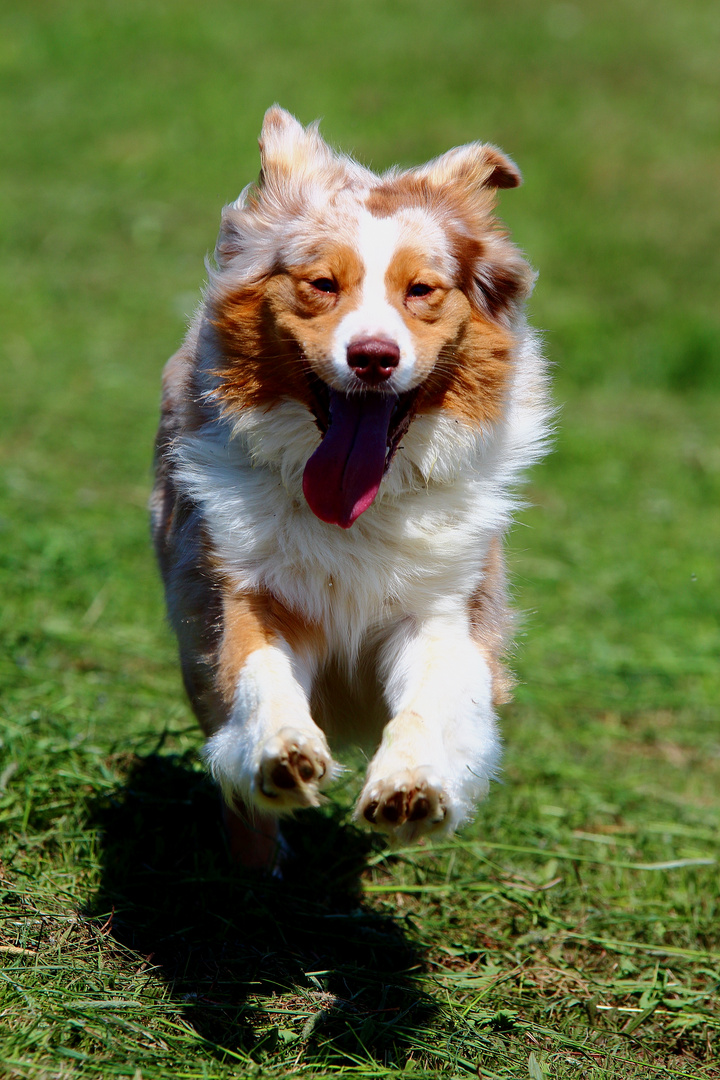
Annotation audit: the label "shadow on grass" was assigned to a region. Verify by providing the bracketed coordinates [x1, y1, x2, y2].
[87, 753, 433, 1069]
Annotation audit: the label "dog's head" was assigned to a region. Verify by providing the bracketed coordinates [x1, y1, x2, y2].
[208, 106, 533, 528]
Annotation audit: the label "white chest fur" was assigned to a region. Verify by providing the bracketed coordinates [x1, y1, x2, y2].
[175, 331, 547, 659]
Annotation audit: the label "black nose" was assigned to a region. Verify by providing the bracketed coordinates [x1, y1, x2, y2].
[346, 337, 400, 385]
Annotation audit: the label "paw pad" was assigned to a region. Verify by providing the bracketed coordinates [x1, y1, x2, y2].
[357, 771, 447, 834]
[267, 749, 324, 792]
[258, 728, 333, 809]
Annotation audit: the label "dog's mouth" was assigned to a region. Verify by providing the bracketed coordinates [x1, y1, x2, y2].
[303, 373, 418, 529]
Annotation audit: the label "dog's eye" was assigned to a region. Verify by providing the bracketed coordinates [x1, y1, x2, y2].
[310, 278, 338, 294]
[407, 283, 434, 298]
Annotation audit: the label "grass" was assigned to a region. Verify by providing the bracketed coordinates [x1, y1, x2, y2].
[1, 0, 719, 1076]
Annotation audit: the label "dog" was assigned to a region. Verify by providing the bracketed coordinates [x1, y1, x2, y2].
[151, 106, 550, 867]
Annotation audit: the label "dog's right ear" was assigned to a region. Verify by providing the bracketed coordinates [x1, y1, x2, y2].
[257, 106, 336, 188]
[214, 107, 340, 268]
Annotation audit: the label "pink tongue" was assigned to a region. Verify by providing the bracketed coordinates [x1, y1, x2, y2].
[302, 390, 396, 528]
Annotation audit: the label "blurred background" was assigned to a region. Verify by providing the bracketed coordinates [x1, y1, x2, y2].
[1, 2, 719, 1074]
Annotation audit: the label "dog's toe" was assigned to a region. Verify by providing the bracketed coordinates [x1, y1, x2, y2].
[408, 791, 431, 821]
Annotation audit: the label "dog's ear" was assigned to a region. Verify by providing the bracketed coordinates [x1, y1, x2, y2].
[416, 142, 521, 192]
[257, 105, 336, 187]
[215, 108, 339, 268]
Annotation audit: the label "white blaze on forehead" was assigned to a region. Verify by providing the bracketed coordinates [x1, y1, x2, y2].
[331, 208, 417, 391]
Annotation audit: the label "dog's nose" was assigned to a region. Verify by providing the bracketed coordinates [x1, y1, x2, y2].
[347, 337, 400, 385]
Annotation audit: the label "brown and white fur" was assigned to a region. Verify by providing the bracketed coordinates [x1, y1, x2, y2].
[151, 107, 550, 866]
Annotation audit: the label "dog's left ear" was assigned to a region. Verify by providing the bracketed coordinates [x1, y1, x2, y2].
[415, 143, 531, 323]
[416, 142, 522, 191]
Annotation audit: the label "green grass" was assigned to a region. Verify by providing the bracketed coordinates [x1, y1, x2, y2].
[1, 0, 719, 1076]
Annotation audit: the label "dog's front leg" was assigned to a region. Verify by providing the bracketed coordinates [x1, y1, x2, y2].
[356, 614, 502, 842]
[203, 592, 337, 818]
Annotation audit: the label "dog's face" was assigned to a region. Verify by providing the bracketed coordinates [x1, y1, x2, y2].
[209, 107, 533, 528]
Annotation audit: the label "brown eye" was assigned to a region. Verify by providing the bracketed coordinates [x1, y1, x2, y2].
[310, 277, 338, 294]
[407, 283, 434, 298]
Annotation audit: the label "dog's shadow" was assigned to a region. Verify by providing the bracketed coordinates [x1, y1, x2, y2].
[88, 753, 433, 1068]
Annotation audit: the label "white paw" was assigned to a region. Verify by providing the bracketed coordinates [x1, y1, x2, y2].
[256, 726, 335, 811]
[355, 768, 450, 841]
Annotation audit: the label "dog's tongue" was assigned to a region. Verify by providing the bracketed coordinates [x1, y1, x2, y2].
[302, 390, 395, 528]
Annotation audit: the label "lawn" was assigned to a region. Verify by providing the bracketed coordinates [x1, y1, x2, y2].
[1, 1, 718, 1077]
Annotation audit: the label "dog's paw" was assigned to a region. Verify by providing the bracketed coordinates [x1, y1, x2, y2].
[355, 769, 449, 840]
[257, 727, 335, 811]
